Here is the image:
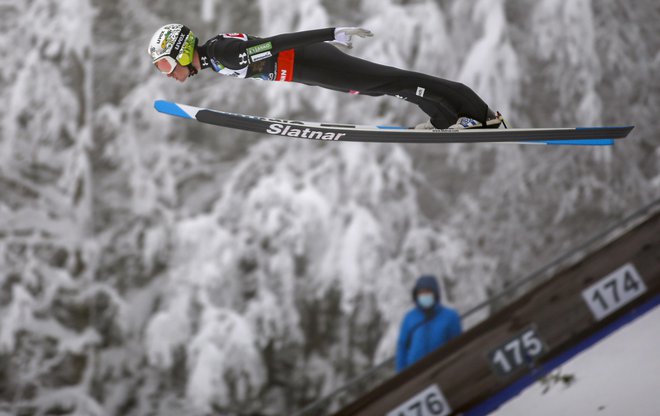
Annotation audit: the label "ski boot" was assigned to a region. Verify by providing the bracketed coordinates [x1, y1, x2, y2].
[449, 109, 507, 130]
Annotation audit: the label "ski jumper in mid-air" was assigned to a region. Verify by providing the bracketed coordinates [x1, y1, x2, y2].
[147, 24, 503, 130]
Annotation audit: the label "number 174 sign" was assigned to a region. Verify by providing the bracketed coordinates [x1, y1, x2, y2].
[582, 263, 647, 321]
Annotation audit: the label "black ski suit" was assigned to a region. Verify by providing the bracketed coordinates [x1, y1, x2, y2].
[197, 28, 491, 128]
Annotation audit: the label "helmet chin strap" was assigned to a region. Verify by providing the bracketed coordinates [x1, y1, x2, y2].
[186, 39, 201, 78]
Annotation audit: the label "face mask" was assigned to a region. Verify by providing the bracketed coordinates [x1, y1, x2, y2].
[417, 293, 435, 309]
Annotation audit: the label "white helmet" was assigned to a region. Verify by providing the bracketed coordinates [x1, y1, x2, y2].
[147, 23, 198, 74]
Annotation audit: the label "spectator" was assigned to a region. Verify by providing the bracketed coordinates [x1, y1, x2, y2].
[396, 275, 462, 372]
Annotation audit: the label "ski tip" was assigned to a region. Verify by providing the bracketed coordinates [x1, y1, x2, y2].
[576, 125, 635, 138]
[154, 100, 195, 119]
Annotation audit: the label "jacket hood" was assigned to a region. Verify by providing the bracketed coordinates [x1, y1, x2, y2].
[411, 274, 441, 304]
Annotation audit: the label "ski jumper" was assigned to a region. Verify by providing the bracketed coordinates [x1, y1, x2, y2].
[197, 28, 491, 129]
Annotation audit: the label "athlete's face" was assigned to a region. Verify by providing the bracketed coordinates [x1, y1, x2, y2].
[167, 63, 191, 83]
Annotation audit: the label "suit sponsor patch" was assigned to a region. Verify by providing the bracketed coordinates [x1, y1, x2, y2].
[222, 33, 248, 40]
[250, 51, 272, 62]
[246, 42, 272, 55]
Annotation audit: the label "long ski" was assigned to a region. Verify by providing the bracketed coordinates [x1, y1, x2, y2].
[154, 100, 633, 146]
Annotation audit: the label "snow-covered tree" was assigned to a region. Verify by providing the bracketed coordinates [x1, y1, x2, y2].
[0, 0, 112, 414]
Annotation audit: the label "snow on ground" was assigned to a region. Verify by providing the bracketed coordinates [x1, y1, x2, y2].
[493, 304, 660, 416]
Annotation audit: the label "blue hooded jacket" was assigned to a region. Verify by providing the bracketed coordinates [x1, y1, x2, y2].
[395, 275, 462, 372]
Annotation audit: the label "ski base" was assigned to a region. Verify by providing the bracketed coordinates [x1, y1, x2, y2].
[154, 100, 633, 146]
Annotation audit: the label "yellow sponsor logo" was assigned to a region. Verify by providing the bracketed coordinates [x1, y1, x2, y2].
[160, 30, 172, 49]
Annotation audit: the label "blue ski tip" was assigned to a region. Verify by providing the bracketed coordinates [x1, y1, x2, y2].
[541, 139, 615, 146]
[154, 100, 194, 119]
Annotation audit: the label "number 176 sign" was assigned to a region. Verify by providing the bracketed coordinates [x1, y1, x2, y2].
[386, 385, 451, 416]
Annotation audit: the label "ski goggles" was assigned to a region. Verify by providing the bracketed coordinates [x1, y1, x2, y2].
[154, 55, 178, 74]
